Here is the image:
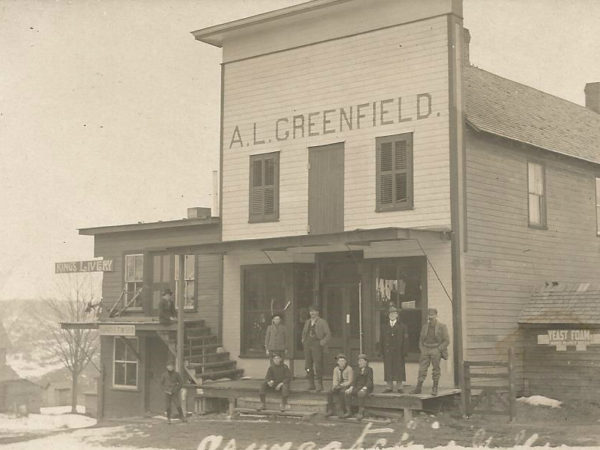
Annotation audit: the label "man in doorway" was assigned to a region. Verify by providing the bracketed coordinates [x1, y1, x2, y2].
[158, 288, 176, 325]
[160, 361, 186, 424]
[411, 308, 449, 396]
[301, 305, 331, 392]
[380, 305, 409, 393]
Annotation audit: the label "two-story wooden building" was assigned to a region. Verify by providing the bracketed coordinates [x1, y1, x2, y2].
[187, 0, 600, 399]
[67, 208, 242, 418]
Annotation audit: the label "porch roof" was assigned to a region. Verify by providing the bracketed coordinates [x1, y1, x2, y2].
[60, 316, 202, 331]
[166, 227, 450, 254]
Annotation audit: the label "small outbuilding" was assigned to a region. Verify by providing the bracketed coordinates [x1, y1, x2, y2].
[519, 283, 600, 401]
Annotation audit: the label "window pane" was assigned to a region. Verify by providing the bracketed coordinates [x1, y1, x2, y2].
[114, 339, 125, 360]
[528, 163, 543, 195]
[264, 158, 275, 186]
[124, 339, 137, 361]
[597, 206, 600, 234]
[395, 141, 408, 170]
[244, 310, 270, 352]
[185, 255, 195, 280]
[125, 362, 137, 386]
[395, 173, 407, 202]
[596, 178, 600, 203]
[134, 255, 143, 281]
[529, 193, 541, 224]
[114, 362, 125, 385]
[252, 159, 263, 187]
[265, 268, 286, 313]
[264, 187, 275, 214]
[244, 270, 263, 310]
[380, 143, 393, 172]
[125, 255, 135, 282]
[154, 255, 162, 281]
[162, 256, 170, 283]
[185, 281, 195, 309]
[380, 174, 393, 204]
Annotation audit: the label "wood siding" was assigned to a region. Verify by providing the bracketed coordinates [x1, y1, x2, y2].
[222, 16, 451, 241]
[94, 225, 221, 333]
[464, 128, 600, 382]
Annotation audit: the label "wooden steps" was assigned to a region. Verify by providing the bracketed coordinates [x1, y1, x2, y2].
[198, 368, 244, 380]
[235, 407, 317, 418]
[237, 396, 327, 414]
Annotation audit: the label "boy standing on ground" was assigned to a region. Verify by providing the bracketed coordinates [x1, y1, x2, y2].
[160, 361, 186, 424]
[265, 313, 287, 364]
[258, 352, 292, 412]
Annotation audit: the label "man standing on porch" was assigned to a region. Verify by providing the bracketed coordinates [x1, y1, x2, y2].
[411, 308, 449, 396]
[380, 305, 409, 393]
[301, 305, 331, 392]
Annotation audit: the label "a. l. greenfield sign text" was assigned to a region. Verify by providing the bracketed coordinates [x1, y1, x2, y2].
[229, 93, 437, 149]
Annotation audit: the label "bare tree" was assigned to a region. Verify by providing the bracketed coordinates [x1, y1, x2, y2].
[39, 274, 100, 413]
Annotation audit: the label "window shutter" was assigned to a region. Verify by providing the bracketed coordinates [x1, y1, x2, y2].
[376, 133, 413, 211]
[249, 152, 279, 222]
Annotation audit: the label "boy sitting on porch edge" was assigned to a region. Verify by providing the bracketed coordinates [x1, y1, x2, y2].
[258, 352, 292, 412]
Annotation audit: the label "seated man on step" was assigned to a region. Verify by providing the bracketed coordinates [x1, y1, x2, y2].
[344, 354, 373, 420]
[326, 353, 353, 418]
[258, 352, 292, 412]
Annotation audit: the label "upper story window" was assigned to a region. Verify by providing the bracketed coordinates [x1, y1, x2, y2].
[249, 152, 279, 223]
[124, 254, 143, 307]
[596, 177, 600, 236]
[527, 162, 546, 228]
[113, 337, 138, 389]
[175, 254, 196, 310]
[376, 133, 413, 212]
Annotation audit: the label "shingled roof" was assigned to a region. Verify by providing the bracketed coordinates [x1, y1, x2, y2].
[519, 283, 600, 325]
[465, 66, 600, 165]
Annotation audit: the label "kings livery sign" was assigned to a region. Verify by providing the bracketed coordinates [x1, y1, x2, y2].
[55, 259, 114, 273]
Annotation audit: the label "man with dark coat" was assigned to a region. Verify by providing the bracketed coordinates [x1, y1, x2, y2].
[160, 361, 186, 424]
[379, 304, 409, 392]
[411, 308, 449, 396]
[158, 288, 176, 325]
[301, 305, 331, 392]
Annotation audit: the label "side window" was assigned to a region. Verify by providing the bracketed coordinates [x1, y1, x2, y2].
[124, 254, 143, 307]
[113, 337, 138, 388]
[527, 162, 546, 228]
[175, 254, 196, 310]
[376, 133, 414, 212]
[249, 152, 280, 222]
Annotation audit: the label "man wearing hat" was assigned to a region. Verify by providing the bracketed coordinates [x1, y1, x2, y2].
[379, 304, 409, 393]
[326, 353, 353, 417]
[160, 361, 186, 424]
[158, 288, 176, 325]
[258, 352, 292, 412]
[411, 308, 449, 396]
[301, 305, 331, 392]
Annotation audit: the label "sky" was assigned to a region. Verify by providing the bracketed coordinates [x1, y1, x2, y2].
[1, 0, 599, 300]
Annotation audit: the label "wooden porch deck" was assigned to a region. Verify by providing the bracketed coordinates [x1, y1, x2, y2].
[196, 378, 460, 421]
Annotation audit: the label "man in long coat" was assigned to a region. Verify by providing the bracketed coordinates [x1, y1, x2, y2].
[379, 304, 409, 393]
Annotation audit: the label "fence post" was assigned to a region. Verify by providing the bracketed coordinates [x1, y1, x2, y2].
[463, 361, 471, 417]
[508, 347, 516, 422]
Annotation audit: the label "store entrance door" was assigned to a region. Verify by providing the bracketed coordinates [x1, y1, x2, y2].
[322, 283, 361, 374]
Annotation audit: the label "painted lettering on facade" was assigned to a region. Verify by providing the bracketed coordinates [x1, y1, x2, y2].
[55, 259, 114, 273]
[229, 93, 435, 149]
[537, 329, 600, 351]
[99, 324, 136, 336]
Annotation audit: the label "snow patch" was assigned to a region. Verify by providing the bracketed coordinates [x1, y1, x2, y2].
[517, 395, 562, 408]
[0, 412, 95, 433]
[40, 405, 86, 415]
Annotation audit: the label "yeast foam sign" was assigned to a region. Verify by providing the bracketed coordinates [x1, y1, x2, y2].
[228, 93, 437, 149]
[538, 329, 600, 351]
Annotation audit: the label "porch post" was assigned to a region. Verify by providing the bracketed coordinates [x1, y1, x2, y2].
[177, 254, 185, 376]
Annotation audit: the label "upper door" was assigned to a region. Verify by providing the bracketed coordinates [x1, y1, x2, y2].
[151, 253, 171, 315]
[308, 143, 344, 234]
